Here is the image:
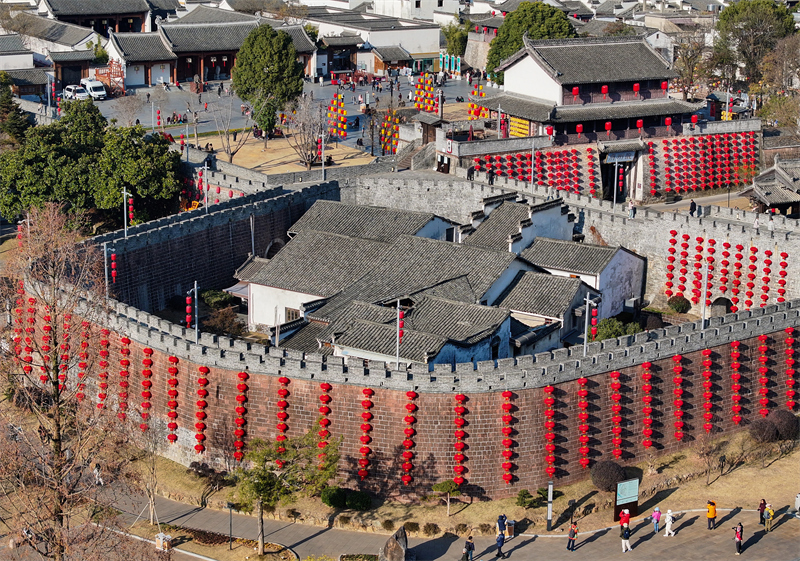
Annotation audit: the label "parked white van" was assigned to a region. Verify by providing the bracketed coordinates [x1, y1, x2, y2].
[79, 79, 107, 100]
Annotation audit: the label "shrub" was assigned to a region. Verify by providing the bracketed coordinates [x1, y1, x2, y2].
[749, 418, 778, 443]
[590, 460, 626, 492]
[201, 289, 235, 310]
[667, 295, 691, 314]
[645, 313, 664, 330]
[454, 523, 468, 534]
[478, 523, 492, 534]
[337, 516, 351, 526]
[768, 409, 799, 441]
[321, 486, 348, 509]
[403, 521, 420, 533]
[203, 307, 246, 337]
[381, 519, 395, 531]
[345, 490, 372, 511]
[422, 523, 440, 536]
[516, 489, 535, 508]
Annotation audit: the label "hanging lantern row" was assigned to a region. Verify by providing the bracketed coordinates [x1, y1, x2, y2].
[665, 230, 678, 297]
[778, 252, 789, 303]
[39, 310, 53, 386]
[543, 386, 557, 478]
[757, 334, 770, 417]
[647, 141, 658, 197]
[641, 363, 653, 447]
[76, 322, 90, 402]
[744, 245, 758, 309]
[413, 73, 438, 114]
[234, 372, 250, 462]
[467, 84, 488, 120]
[609, 372, 623, 458]
[730, 341, 743, 424]
[731, 244, 744, 312]
[194, 366, 210, 453]
[401, 391, 418, 486]
[576, 377, 590, 468]
[587, 148, 597, 198]
[379, 110, 400, 154]
[760, 249, 773, 308]
[11, 285, 24, 372]
[701, 349, 714, 433]
[785, 328, 796, 409]
[326, 93, 347, 139]
[719, 242, 730, 298]
[453, 393, 467, 485]
[672, 355, 685, 440]
[57, 313, 71, 393]
[140, 348, 154, 431]
[97, 330, 110, 409]
[275, 376, 290, 468]
[166, 356, 180, 443]
[500, 390, 515, 484]
[318, 382, 333, 469]
[358, 388, 374, 481]
[117, 336, 132, 421]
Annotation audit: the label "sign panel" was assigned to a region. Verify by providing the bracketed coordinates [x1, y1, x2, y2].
[605, 151, 636, 164]
[616, 478, 639, 506]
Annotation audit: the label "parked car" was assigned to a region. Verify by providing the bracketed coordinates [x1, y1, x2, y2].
[79, 79, 107, 100]
[63, 85, 90, 100]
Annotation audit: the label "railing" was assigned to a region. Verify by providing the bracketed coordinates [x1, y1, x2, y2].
[560, 90, 669, 105]
[553, 125, 683, 145]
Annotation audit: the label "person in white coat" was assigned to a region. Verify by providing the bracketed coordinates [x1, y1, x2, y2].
[663, 509, 676, 536]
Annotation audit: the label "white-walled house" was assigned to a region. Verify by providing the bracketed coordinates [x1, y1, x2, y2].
[521, 237, 645, 318]
[0, 34, 32, 70]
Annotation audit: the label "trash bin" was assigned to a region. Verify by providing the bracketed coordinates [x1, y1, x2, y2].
[155, 533, 173, 551]
[505, 520, 515, 538]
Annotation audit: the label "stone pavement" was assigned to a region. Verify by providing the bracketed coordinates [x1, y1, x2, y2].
[113, 490, 800, 561]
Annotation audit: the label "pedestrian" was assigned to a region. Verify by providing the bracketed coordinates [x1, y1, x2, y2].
[204, 102, 208, 112]
[93, 463, 103, 486]
[233, 130, 237, 142]
[198, 93, 202, 104]
[146, 92, 150, 103]
[651, 507, 662, 533]
[764, 504, 774, 533]
[619, 509, 631, 527]
[495, 533, 505, 558]
[487, 167, 495, 185]
[241, 104, 246, 116]
[566, 521, 578, 552]
[37, 102, 43, 114]
[707, 500, 717, 530]
[460, 548, 469, 561]
[496, 514, 507, 535]
[467, 166, 474, 181]
[732, 522, 743, 555]
[663, 509, 675, 536]
[464, 536, 475, 561]
[768, 215, 775, 234]
[620, 522, 632, 553]
[193, 111, 198, 122]
[628, 199, 636, 219]
[753, 215, 760, 232]
[689, 199, 697, 217]
[758, 499, 766, 525]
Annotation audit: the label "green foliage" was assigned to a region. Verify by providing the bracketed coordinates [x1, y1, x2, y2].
[432, 479, 461, 497]
[442, 20, 470, 56]
[201, 289, 235, 310]
[757, 95, 800, 127]
[603, 22, 637, 36]
[486, 1, 576, 84]
[345, 490, 372, 511]
[590, 460, 625, 492]
[203, 307, 246, 337]
[381, 519, 395, 531]
[589, 317, 642, 342]
[715, 0, 794, 81]
[403, 521, 420, 533]
[232, 25, 303, 134]
[0, 77, 30, 144]
[320, 486, 348, 509]
[667, 295, 692, 314]
[515, 489, 537, 508]
[422, 522, 439, 536]
[86, 40, 109, 65]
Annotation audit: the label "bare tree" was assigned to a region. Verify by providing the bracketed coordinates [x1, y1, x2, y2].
[112, 95, 144, 127]
[282, 95, 328, 170]
[673, 30, 708, 101]
[129, 418, 169, 526]
[0, 203, 134, 561]
[763, 34, 800, 91]
[208, 96, 255, 164]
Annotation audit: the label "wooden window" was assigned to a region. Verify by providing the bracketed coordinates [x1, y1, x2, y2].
[285, 308, 300, 322]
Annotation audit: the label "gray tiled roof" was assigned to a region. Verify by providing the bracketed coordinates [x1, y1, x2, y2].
[522, 237, 618, 275]
[743, 161, 800, 205]
[499, 35, 677, 84]
[146, 0, 180, 11]
[174, 5, 258, 24]
[262, 22, 317, 53]
[48, 50, 95, 62]
[372, 45, 411, 62]
[494, 271, 584, 318]
[740, 182, 800, 206]
[44, 0, 150, 16]
[235, 231, 390, 297]
[320, 33, 363, 47]
[464, 201, 531, 250]
[108, 32, 176, 62]
[477, 93, 554, 122]
[277, 321, 332, 355]
[14, 13, 95, 47]
[0, 34, 28, 54]
[561, 1, 594, 16]
[289, 200, 439, 242]
[160, 20, 258, 53]
[552, 98, 703, 123]
[6, 68, 49, 86]
[336, 319, 448, 363]
[305, 6, 439, 31]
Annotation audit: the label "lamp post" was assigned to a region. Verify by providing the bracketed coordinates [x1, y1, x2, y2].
[122, 187, 129, 239]
[225, 502, 234, 550]
[187, 281, 199, 344]
[102, 242, 116, 299]
[546, 480, 554, 531]
[582, 294, 600, 357]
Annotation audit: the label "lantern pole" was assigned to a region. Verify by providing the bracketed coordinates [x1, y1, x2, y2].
[613, 161, 619, 212]
[321, 132, 326, 181]
[203, 160, 209, 214]
[102, 243, 115, 299]
[396, 298, 400, 370]
[546, 479, 554, 531]
[187, 281, 199, 344]
[151, 102, 155, 134]
[701, 254, 708, 330]
[122, 186, 128, 239]
[583, 293, 591, 357]
[185, 122, 190, 162]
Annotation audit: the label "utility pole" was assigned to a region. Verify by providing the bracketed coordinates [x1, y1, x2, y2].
[122, 186, 129, 239]
[613, 161, 620, 212]
[701, 255, 709, 329]
[187, 281, 199, 344]
[203, 160, 209, 214]
[370, 112, 375, 157]
[320, 132, 326, 181]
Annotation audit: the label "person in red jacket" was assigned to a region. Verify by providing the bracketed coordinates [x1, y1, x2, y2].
[619, 509, 631, 526]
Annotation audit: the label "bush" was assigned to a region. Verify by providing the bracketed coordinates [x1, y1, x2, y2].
[203, 307, 246, 337]
[381, 519, 395, 531]
[645, 313, 664, 330]
[454, 523, 468, 534]
[337, 516, 351, 526]
[478, 523, 492, 534]
[321, 486, 348, 509]
[667, 295, 691, 314]
[516, 489, 535, 508]
[403, 521, 420, 533]
[201, 289, 236, 310]
[345, 490, 372, 511]
[749, 418, 779, 444]
[422, 523, 440, 536]
[590, 460, 626, 492]
[769, 409, 799, 441]
[590, 318, 642, 341]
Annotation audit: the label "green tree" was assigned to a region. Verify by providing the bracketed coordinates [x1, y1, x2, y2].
[0, 71, 30, 145]
[757, 94, 800, 127]
[442, 20, 470, 56]
[232, 25, 303, 138]
[486, 1, 576, 84]
[432, 480, 461, 517]
[603, 22, 637, 37]
[589, 318, 642, 342]
[715, 0, 794, 82]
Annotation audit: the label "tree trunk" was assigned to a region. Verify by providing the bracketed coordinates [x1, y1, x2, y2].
[149, 495, 156, 525]
[257, 499, 264, 556]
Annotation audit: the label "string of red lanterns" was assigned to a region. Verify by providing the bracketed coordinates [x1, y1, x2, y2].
[719, 241, 731, 301]
[576, 377, 590, 468]
[76, 322, 90, 402]
[11, 285, 24, 376]
[401, 391, 418, 485]
[785, 328, 796, 409]
[701, 349, 714, 433]
[58, 314, 71, 393]
[641, 363, 653, 448]
[672, 355, 685, 440]
[731, 244, 744, 311]
[730, 341, 743, 424]
[777, 252, 789, 303]
[195, 366, 210, 453]
[98, 330, 110, 409]
[587, 147, 597, 197]
[275, 377, 290, 468]
[665, 230, 677, 297]
[760, 250, 772, 307]
[501, 390, 516, 484]
[358, 388, 374, 481]
[609, 372, 623, 458]
[166, 356, 180, 443]
[318, 382, 333, 469]
[678, 233, 689, 297]
[542, 387, 556, 478]
[757, 334, 770, 417]
[140, 348, 154, 431]
[233, 372, 249, 462]
[705, 239, 716, 307]
[647, 141, 657, 197]
[690, 236, 704, 305]
[40, 310, 52, 385]
[453, 393, 467, 485]
[745, 246, 758, 309]
[117, 336, 131, 421]
[22, 297, 35, 376]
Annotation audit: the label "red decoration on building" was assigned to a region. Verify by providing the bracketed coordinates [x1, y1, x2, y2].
[40, 311, 53, 386]
[785, 328, 796, 409]
[758, 335, 770, 417]
[358, 388, 374, 480]
[542, 386, 556, 478]
[117, 336, 131, 421]
[453, 393, 468, 485]
[701, 349, 714, 433]
[76, 322, 90, 402]
[165, 356, 180, 443]
[730, 341, 743, 424]
[195, 366, 210, 453]
[318, 382, 333, 469]
[719, 241, 730, 297]
[98, 330, 110, 409]
[576, 377, 590, 468]
[500, 389, 517, 483]
[745, 246, 758, 309]
[730, 244, 744, 312]
[140, 348, 154, 431]
[761, 249, 773, 307]
[56, 314, 71, 393]
[777, 252, 789, 303]
[641, 363, 653, 447]
[609, 372, 623, 458]
[665, 230, 678, 297]
[402, 391, 418, 485]
[672, 355, 685, 440]
[233, 372, 249, 462]
[274, 376, 290, 468]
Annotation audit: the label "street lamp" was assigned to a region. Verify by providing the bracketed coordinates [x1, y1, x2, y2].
[582, 294, 601, 357]
[225, 502, 234, 550]
[187, 281, 199, 344]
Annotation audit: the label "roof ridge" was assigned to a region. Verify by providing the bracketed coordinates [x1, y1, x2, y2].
[535, 236, 619, 250]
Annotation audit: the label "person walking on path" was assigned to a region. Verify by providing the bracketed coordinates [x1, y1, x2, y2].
[764, 504, 775, 533]
[93, 463, 104, 486]
[619, 509, 631, 526]
[566, 521, 578, 552]
[628, 199, 636, 219]
[732, 522, 744, 555]
[464, 536, 475, 561]
[495, 532, 505, 558]
[146, 92, 150, 104]
[460, 548, 469, 561]
[689, 199, 697, 217]
[620, 523, 633, 553]
[707, 500, 717, 530]
[753, 215, 760, 232]
[651, 507, 662, 533]
[663, 509, 676, 536]
[204, 102, 208, 112]
[758, 499, 767, 525]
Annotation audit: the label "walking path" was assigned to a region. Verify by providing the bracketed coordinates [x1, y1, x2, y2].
[113, 489, 799, 561]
